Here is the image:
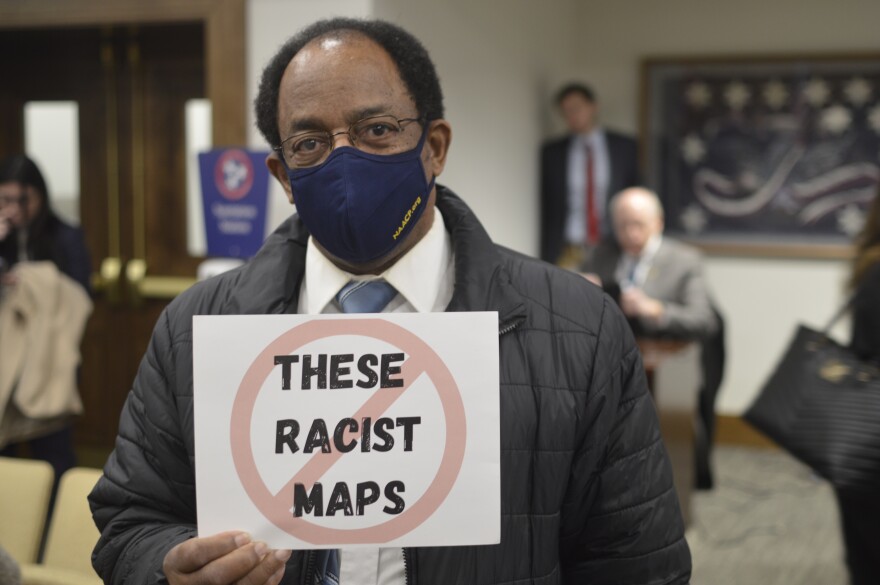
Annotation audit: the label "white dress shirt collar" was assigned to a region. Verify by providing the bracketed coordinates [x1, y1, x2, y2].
[300, 208, 453, 315]
[617, 234, 663, 288]
[636, 233, 663, 264]
[576, 127, 605, 148]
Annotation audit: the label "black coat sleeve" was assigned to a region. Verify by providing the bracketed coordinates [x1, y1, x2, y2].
[89, 309, 197, 584]
[560, 296, 691, 584]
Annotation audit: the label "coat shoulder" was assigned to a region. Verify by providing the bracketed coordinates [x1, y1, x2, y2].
[604, 129, 637, 146]
[541, 135, 570, 155]
[159, 267, 245, 337]
[659, 237, 704, 265]
[497, 246, 617, 337]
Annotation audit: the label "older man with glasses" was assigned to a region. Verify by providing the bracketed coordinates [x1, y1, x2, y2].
[89, 18, 691, 585]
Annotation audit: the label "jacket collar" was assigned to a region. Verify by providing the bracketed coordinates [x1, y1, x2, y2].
[221, 217, 308, 315]
[223, 185, 527, 330]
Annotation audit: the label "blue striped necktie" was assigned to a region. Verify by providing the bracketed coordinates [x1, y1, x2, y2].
[336, 280, 397, 313]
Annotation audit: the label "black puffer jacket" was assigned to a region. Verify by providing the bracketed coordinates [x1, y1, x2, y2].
[89, 187, 690, 585]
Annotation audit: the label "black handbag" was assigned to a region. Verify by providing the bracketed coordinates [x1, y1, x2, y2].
[744, 302, 880, 493]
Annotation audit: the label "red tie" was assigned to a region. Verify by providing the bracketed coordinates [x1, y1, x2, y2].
[585, 144, 600, 244]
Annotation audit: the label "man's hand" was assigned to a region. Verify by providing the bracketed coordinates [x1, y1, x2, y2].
[163, 531, 292, 585]
[620, 287, 664, 322]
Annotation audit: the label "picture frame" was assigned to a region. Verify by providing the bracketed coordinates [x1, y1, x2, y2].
[640, 54, 880, 258]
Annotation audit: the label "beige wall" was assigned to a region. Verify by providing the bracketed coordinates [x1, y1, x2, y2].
[571, 0, 880, 133]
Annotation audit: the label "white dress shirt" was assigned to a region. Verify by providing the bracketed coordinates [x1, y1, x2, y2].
[565, 128, 611, 245]
[296, 207, 455, 584]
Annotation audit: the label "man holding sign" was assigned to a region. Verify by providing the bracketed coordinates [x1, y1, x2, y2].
[89, 18, 691, 585]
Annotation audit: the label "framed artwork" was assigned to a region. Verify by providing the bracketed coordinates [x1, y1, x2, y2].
[641, 54, 880, 258]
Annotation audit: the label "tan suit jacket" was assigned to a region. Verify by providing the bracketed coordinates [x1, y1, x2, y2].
[584, 237, 718, 339]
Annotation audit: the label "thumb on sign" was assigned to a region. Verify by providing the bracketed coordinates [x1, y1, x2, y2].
[163, 531, 292, 585]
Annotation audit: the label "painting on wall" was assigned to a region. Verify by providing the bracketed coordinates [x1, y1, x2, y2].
[641, 55, 880, 257]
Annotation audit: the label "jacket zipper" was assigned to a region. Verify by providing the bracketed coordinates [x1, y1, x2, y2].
[304, 550, 316, 584]
[305, 549, 413, 584]
[498, 318, 522, 336]
[403, 547, 415, 585]
[303, 321, 516, 585]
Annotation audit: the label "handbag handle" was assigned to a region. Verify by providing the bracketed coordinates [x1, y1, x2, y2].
[822, 293, 858, 335]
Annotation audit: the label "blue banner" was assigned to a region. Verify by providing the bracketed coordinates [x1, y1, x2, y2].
[199, 148, 270, 258]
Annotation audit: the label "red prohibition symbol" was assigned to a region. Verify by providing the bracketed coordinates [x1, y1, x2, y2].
[230, 318, 467, 544]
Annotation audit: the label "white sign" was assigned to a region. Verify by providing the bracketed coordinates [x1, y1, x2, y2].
[193, 313, 500, 549]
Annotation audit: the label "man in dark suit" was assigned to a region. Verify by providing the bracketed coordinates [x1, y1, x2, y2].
[540, 83, 640, 267]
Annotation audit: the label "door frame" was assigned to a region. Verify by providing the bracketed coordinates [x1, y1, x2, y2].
[0, 0, 246, 146]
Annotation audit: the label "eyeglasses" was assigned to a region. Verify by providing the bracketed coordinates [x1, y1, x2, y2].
[275, 114, 423, 169]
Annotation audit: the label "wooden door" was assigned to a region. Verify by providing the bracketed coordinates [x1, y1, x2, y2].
[0, 23, 206, 451]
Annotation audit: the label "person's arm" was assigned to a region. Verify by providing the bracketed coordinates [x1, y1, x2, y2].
[559, 296, 691, 584]
[540, 141, 570, 265]
[636, 253, 717, 339]
[89, 309, 198, 583]
[54, 223, 92, 294]
[539, 144, 556, 264]
[88, 308, 289, 584]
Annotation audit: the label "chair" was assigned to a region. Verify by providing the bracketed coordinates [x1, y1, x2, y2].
[20, 467, 103, 585]
[0, 456, 54, 564]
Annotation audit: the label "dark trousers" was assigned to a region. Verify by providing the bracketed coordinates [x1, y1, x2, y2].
[836, 489, 880, 585]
